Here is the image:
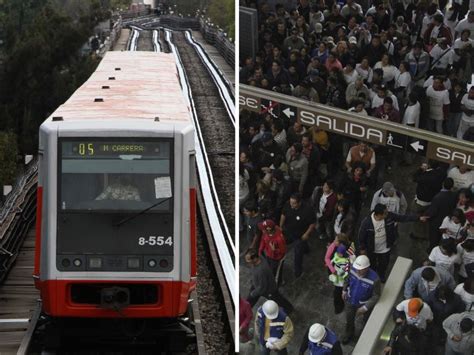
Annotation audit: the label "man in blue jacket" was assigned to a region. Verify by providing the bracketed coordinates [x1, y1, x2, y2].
[255, 300, 294, 354]
[404, 266, 456, 302]
[299, 323, 343, 355]
[358, 203, 428, 282]
[341, 255, 381, 344]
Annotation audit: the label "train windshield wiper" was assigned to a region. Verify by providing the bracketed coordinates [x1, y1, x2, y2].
[114, 197, 172, 227]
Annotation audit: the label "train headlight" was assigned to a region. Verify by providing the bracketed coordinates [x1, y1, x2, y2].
[73, 259, 82, 267]
[127, 258, 140, 269]
[89, 257, 102, 269]
[148, 259, 157, 268]
[61, 258, 71, 267]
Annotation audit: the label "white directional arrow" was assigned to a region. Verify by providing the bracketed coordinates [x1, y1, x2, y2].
[410, 141, 425, 152]
[283, 107, 295, 118]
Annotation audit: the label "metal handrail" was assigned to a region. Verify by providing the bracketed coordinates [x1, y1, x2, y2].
[0, 158, 37, 216]
[0, 158, 38, 282]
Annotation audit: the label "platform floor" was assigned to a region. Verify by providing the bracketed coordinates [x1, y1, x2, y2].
[0, 230, 39, 354]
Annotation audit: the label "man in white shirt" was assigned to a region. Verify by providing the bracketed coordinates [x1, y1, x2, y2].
[423, 75, 452, 90]
[455, 11, 474, 40]
[448, 165, 474, 189]
[443, 312, 474, 355]
[426, 77, 450, 134]
[395, 298, 433, 331]
[457, 86, 474, 138]
[371, 85, 399, 112]
[348, 101, 368, 116]
[370, 181, 408, 215]
[402, 93, 421, 128]
[359, 204, 424, 282]
[341, 0, 363, 19]
[430, 38, 453, 70]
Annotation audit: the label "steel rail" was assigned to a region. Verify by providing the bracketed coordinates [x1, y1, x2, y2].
[152, 29, 161, 52]
[128, 26, 140, 51]
[16, 301, 42, 355]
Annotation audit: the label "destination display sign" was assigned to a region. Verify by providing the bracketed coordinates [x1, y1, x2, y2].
[61, 140, 170, 159]
[239, 85, 474, 168]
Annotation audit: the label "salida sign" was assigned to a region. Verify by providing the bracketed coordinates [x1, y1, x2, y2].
[239, 90, 474, 168]
[298, 108, 386, 145]
[427, 144, 474, 168]
[238, 95, 260, 112]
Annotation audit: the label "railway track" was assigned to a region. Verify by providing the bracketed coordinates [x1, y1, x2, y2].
[126, 24, 236, 352]
[164, 27, 235, 354]
[0, 24, 235, 354]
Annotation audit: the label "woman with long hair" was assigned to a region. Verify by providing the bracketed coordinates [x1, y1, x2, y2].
[332, 199, 356, 240]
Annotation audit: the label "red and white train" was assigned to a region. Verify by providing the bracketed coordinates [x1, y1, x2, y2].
[33, 51, 197, 319]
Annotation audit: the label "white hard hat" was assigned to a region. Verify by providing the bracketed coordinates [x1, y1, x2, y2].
[308, 323, 326, 343]
[262, 300, 279, 319]
[353, 255, 370, 270]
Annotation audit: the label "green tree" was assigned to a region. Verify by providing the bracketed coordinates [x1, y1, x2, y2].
[0, 132, 18, 187]
[207, 0, 234, 39]
[0, 0, 104, 154]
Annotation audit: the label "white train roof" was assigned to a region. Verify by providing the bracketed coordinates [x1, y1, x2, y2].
[46, 51, 191, 123]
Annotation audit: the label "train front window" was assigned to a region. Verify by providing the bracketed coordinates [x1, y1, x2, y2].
[59, 139, 173, 212]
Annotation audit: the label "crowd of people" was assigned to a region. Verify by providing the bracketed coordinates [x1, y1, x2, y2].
[239, 0, 474, 354]
[240, 1, 474, 140]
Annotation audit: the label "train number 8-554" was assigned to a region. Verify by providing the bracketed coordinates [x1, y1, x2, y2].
[138, 236, 173, 246]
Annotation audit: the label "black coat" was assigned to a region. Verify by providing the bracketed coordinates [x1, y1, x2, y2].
[337, 173, 367, 210]
[413, 167, 446, 203]
[426, 291, 465, 325]
[250, 140, 284, 170]
[425, 190, 458, 228]
[358, 212, 419, 256]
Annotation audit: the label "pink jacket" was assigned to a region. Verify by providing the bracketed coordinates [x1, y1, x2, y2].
[325, 241, 356, 273]
[325, 242, 338, 274]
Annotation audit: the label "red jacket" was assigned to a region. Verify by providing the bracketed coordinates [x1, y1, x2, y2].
[239, 297, 253, 336]
[258, 226, 287, 260]
[423, 24, 453, 46]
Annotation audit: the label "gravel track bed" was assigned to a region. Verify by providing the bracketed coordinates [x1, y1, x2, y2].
[196, 217, 231, 354]
[159, 29, 171, 53]
[136, 30, 154, 51]
[172, 32, 235, 239]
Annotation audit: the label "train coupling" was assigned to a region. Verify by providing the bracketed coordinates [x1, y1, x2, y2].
[100, 286, 130, 309]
